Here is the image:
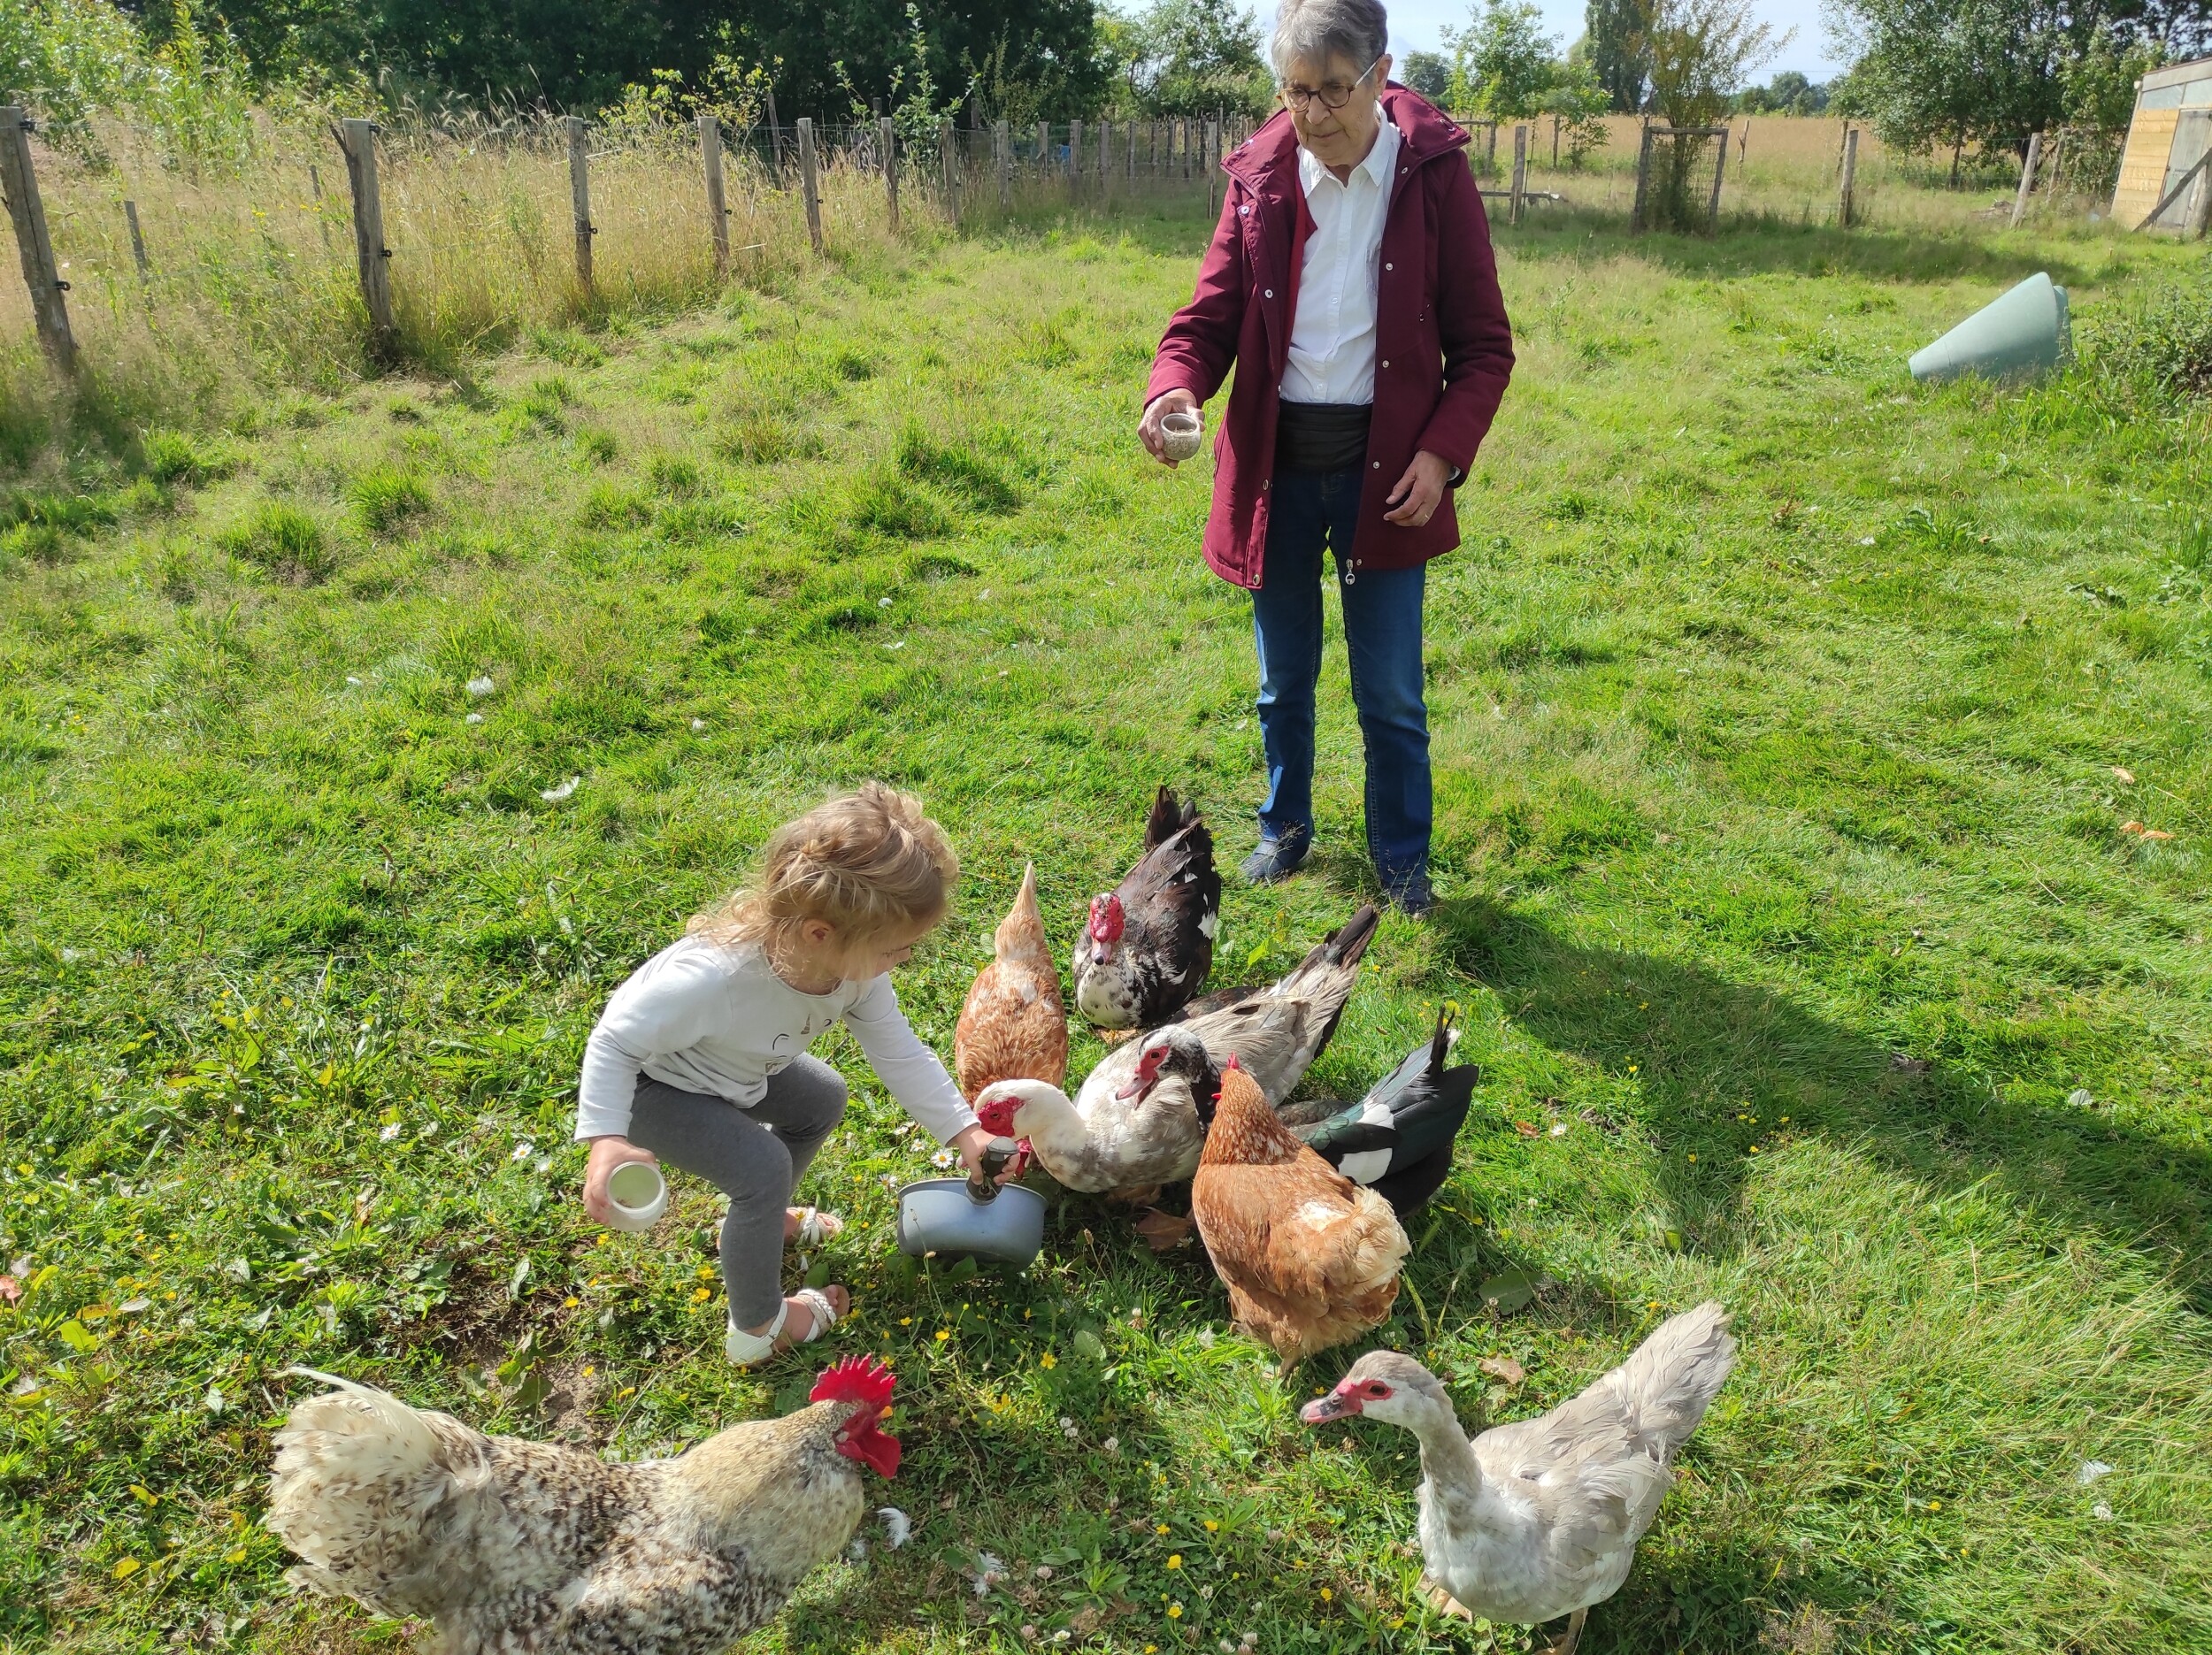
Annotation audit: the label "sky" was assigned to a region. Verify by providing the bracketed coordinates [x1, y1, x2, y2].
[1363, 0, 1848, 82]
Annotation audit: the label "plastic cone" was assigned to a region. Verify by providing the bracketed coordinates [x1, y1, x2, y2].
[1909, 272, 2071, 385]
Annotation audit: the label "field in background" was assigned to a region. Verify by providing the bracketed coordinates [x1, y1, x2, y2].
[0, 112, 2142, 476]
[2, 192, 2210, 1655]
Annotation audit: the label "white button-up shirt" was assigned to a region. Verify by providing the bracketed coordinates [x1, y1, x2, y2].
[1281, 118, 1402, 406]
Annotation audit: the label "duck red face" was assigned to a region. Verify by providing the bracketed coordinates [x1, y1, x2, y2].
[813, 1354, 900, 1477]
[1115, 1032, 1172, 1101]
[1086, 893, 1125, 962]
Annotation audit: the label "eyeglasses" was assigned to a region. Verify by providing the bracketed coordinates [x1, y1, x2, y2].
[1279, 57, 1382, 113]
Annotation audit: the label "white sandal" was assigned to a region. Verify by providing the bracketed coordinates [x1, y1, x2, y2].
[725, 1286, 841, 1367]
[788, 1207, 846, 1248]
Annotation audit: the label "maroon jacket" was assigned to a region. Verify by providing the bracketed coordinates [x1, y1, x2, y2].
[1146, 89, 1515, 588]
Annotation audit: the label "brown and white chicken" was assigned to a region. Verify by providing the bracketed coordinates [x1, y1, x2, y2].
[955, 862, 1068, 1102]
[268, 1355, 901, 1655]
[1191, 1058, 1410, 1372]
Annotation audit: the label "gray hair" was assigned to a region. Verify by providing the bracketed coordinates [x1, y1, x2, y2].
[1270, 0, 1389, 83]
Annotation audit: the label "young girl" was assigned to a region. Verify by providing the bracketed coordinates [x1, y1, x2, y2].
[578, 783, 996, 1363]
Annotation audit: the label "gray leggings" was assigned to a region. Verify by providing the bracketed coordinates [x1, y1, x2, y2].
[626, 1057, 849, 1328]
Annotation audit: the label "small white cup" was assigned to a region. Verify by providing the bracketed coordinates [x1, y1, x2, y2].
[1160, 409, 1203, 463]
[605, 1160, 667, 1232]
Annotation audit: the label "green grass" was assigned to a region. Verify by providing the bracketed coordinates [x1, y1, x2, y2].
[3, 206, 2210, 1655]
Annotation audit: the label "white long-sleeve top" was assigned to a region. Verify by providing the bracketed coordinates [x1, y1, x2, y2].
[1281, 117, 1403, 406]
[573, 935, 977, 1145]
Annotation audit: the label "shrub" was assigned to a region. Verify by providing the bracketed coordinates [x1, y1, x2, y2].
[219, 502, 336, 585]
[2085, 271, 2212, 398]
[646, 454, 704, 497]
[349, 468, 433, 535]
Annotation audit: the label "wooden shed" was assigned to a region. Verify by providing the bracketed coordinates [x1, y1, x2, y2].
[2111, 55, 2212, 232]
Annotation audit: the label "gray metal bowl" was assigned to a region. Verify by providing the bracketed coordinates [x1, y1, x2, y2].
[895, 1176, 1047, 1267]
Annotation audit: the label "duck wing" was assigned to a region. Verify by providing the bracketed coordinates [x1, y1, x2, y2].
[1182, 905, 1380, 1101]
[1472, 1303, 1738, 1575]
[1113, 816, 1219, 1023]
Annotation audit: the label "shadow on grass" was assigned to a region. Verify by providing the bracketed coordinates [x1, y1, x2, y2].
[1428, 893, 2211, 1307]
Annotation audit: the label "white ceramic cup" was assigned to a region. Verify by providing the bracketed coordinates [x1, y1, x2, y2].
[1160, 408, 1203, 463]
[605, 1159, 667, 1232]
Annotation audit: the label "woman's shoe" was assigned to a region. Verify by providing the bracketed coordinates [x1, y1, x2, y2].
[1240, 834, 1310, 885]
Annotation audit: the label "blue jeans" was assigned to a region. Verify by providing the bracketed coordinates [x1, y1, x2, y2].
[1251, 465, 1431, 892]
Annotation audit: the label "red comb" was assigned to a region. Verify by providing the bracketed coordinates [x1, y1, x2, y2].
[811, 1353, 895, 1410]
[1223, 1053, 1241, 1071]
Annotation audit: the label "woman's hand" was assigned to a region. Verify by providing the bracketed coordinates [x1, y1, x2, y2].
[1384, 450, 1453, 528]
[1139, 388, 1200, 467]
[583, 1136, 656, 1224]
[952, 1122, 1017, 1184]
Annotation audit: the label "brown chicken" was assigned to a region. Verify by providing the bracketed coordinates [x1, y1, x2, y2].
[1191, 1059, 1411, 1373]
[266, 1355, 900, 1655]
[954, 862, 1069, 1102]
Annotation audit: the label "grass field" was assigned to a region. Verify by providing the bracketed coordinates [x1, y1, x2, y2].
[4, 195, 2211, 1655]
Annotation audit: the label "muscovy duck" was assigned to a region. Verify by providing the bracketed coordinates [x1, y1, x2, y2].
[977, 905, 1380, 1198]
[1274, 1010, 1478, 1217]
[1071, 786, 1220, 1031]
[1301, 1307, 1737, 1655]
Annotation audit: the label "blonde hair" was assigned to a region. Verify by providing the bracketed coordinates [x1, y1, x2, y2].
[689, 783, 958, 972]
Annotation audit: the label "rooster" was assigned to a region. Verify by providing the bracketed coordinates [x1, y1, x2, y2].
[955, 862, 1068, 1102]
[1191, 1058, 1409, 1372]
[1071, 786, 1220, 1031]
[268, 1355, 900, 1655]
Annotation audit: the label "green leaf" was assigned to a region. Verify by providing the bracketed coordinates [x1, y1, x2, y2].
[803, 1256, 832, 1289]
[508, 1256, 531, 1299]
[1477, 1268, 1534, 1314]
[511, 1368, 550, 1411]
[1072, 1328, 1106, 1361]
[56, 1320, 99, 1354]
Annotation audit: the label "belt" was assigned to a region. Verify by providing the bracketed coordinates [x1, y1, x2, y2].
[1274, 400, 1371, 474]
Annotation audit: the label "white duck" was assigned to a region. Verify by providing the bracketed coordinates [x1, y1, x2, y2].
[1301, 1304, 1737, 1655]
[972, 904, 1380, 1199]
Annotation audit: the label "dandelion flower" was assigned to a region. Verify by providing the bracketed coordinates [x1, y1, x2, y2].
[900, 1317, 912, 1326]
[1203, 1520, 1219, 1532]
[1319, 1587, 1333, 1602]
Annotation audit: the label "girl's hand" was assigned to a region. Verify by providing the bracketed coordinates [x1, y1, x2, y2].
[583, 1136, 657, 1224]
[952, 1122, 1016, 1185]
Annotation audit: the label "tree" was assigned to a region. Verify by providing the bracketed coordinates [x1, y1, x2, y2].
[1540, 57, 1614, 163]
[1585, 0, 1653, 110]
[1401, 49, 1455, 100]
[1825, 0, 2129, 166]
[1736, 69, 1832, 111]
[1636, 0, 1786, 126]
[1446, 0, 1559, 118]
[1106, 0, 1271, 116]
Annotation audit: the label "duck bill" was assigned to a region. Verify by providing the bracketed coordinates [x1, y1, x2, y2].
[1114, 1076, 1153, 1101]
[1301, 1389, 1360, 1424]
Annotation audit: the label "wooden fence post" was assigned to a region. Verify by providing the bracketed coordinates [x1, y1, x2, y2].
[996, 119, 1011, 210]
[699, 115, 730, 277]
[2009, 130, 2041, 229]
[1838, 125, 1859, 229]
[1706, 125, 1729, 232]
[1206, 118, 1219, 216]
[765, 88, 786, 183]
[0, 107, 76, 373]
[1098, 119, 1110, 194]
[796, 117, 823, 253]
[335, 118, 396, 355]
[879, 116, 900, 232]
[1036, 120, 1050, 180]
[1509, 123, 1527, 225]
[1069, 118, 1083, 191]
[941, 116, 960, 224]
[1127, 117, 1138, 184]
[124, 200, 150, 278]
[1630, 121, 1655, 234]
[565, 116, 595, 287]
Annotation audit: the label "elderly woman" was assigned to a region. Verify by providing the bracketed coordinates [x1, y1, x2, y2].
[1140, 0, 1514, 916]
